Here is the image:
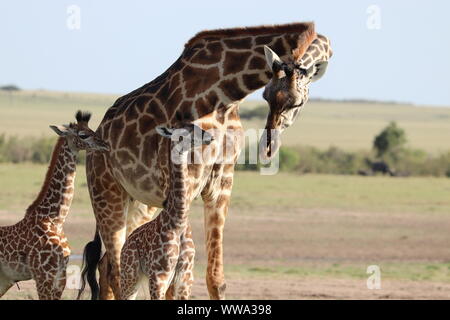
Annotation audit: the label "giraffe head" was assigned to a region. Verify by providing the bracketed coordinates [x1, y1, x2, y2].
[260, 37, 331, 160]
[49, 110, 110, 152]
[155, 123, 213, 153]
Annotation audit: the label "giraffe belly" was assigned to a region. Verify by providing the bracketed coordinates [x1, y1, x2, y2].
[110, 126, 239, 206]
[119, 175, 208, 208]
[110, 157, 168, 207]
[119, 176, 166, 207]
[0, 257, 32, 282]
[114, 162, 214, 207]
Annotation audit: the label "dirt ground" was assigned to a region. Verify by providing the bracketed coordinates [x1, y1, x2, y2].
[2, 203, 450, 300]
[7, 275, 450, 300]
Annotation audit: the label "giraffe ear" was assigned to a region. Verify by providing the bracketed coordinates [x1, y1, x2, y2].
[264, 46, 283, 73]
[310, 61, 328, 82]
[49, 125, 70, 136]
[155, 126, 174, 138]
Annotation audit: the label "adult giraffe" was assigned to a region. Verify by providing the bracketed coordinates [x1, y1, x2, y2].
[81, 22, 332, 300]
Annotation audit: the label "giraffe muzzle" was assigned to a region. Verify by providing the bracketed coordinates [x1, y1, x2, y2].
[259, 128, 281, 161]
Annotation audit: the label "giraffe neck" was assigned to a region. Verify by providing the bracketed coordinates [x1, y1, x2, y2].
[162, 145, 192, 229]
[25, 137, 77, 226]
[297, 34, 332, 69]
[107, 24, 317, 123]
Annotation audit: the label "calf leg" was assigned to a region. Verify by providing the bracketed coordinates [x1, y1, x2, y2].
[31, 254, 67, 300]
[172, 225, 195, 300]
[119, 240, 142, 300]
[149, 277, 168, 300]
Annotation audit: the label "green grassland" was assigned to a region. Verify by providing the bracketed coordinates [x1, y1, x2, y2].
[2, 164, 450, 217]
[1, 90, 450, 299]
[1, 164, 450, 299]
[1, 90, 450, 153]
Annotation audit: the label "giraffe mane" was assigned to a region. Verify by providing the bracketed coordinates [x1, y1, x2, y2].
[292, 25, 317, 61]
[76, 110, 92, 123]
[26, 137, 66, 214]
[185, 22, 316, 57]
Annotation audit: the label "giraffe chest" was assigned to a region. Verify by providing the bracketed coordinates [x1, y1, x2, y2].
[0, 256, 32, 281]
[0, 226, 33, 281]
[0, 222, 70, 282]
[108, 121, 243, 207]
[139, 229, 182, 281]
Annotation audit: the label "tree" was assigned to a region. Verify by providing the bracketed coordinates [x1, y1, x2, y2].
[0, 84, 20, 91]
[373, 121, 407, 157]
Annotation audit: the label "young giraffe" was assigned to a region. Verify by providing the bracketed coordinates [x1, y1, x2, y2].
[80, 22, 332, 300]
[0, 111, 109, 300]
[120, 122, 213, 300]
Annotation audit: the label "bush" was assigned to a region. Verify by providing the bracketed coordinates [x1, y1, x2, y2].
[236, 144, 370, 175]
[235, 145, 260, 171]
[3, 136, 33, 163]
[0, 131, 448, 178]
[320, 146, 368, 175]
[279, 147, 300, 171]
[0, 135, 90, 165]
[0, 84, 20, 91]
[0, 135, 86, 164]
[373, 121, 407, 157]
[30, 137, 56, 164]
[240, 105, 268, 120]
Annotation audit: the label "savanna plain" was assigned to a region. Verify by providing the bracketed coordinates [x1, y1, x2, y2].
[1, 90, 450, 299]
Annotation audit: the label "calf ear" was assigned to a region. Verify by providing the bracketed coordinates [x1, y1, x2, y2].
[310, 61, 328, 82]
[155, 126, 174, 138]
[49, 125, 70, 136]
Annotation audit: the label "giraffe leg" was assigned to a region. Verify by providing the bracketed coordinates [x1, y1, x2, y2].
[52, 265, 67, 300]
[33, 268, 65, 300]
[148, 252, 180, 301]
[165, 283, 175, 300]
[98, 219, 128, 300]
[30, 247, 68, 300]
[119, 236, 142, 300]
[86, 151, 129, 300]
[35, 277, 65, 300]
[172, 225, 195, 300]
[149, 277, 167, 300]
[50, 256, 69, 299]
[96, 202, 156, 300]
[201, 164, 235, 300]
[98, 253, 114, 300]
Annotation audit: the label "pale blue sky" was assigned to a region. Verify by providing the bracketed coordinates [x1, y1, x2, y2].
[1, 0, 449, 106]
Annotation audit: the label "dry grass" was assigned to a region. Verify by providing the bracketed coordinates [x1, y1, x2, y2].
[1, 90, 450, 153]
[1, 164, 450, 299]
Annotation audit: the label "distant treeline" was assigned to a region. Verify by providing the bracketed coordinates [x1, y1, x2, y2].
[1, 132, 449, 177]
[0, 84, 21, 91]
[0, 134, 86, 164]
[237, 121, 450, 177]
[240, 102, 412, 121]
[308, 97, 412, 105]
[236, 145, 450, 177]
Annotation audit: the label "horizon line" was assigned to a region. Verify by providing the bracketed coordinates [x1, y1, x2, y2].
[1, 85, 449, 108]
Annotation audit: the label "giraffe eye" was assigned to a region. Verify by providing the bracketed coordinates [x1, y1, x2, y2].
[79, 133, 90, 139]
[298, 67, 308, 76]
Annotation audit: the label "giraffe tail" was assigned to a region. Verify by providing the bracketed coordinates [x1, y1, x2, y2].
[77, 229, 102, 300]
